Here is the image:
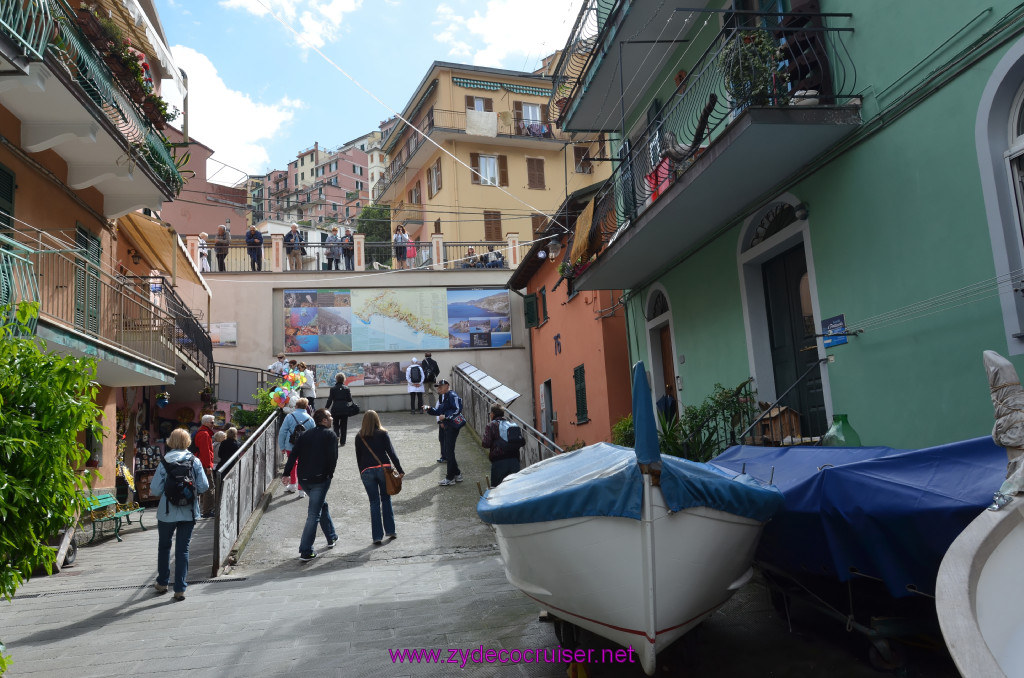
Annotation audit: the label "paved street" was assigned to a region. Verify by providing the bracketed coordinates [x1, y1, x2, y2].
[2, 413, 959, 677]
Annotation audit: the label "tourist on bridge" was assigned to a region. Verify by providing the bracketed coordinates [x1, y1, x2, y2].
[285, 409, 339, 562]
[245, 224, 264, 271]
[354, 410, 405, 545]
[424, 379, 464, 486]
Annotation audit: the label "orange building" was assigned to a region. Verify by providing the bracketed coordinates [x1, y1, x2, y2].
[507, 184, 631, 448]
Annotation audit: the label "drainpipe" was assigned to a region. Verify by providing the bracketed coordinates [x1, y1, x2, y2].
[180, 68, 189, 143]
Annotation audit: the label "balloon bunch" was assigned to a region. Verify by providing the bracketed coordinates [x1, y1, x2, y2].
[270, 385, 293, 408]
[282, 369, 307, 388]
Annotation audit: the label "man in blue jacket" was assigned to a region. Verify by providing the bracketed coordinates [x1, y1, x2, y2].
[245, 225, 264, 271]
[423, 379, 463, 486]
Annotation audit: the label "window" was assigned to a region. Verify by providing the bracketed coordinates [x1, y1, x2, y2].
[484, 210, 502, 241]
[294, 173, 298, 184]
[355, 181, 363, 190]
[353, 164, 358, 174]
[539, 286, 548, 320]
[408, 180, 421, 204]
[427, 158, 442, 197]
[573, 364, 589, 423]
[471, 153, 507, 186]
[301, 157, 305, 166]
[301, 172, 305, 180]
[574, 146, 593, 174]
[74, 225, 101, 334]
[332, 202, 337, 211]
[331, 161, 337, 171]
[355, 202, 360, 208]
[531, 213, 547, 233]
[465, 95, 493, 111]
[522, 102, 541, 123]
[526, 158, 545, 189]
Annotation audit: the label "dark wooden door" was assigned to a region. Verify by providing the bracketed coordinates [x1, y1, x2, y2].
[762, 244, 826, 437]
[658, 325, 677, 410]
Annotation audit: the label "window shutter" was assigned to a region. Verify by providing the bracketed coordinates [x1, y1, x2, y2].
[484, 98, 493, 112]
[470, 153, 481, 185]
[574, 146, 592, 174]
[498, 155, 509, 187]
[573, 364, 588, 423]
[532, 213, 547, 233]
[415, 180, 421, 203]
[0, 163, 14, 232]
[484, 210, 502, 241]
[540, 104, 549, 123]
[514, 101, 523, 123]
[74, 226, 101, 335]
[465, 95, 474, 110]
[435, 158, 442, 192]
[527, 158, 544, 189]
[539, 287, 548, 320]
[524, 293, 539, 328]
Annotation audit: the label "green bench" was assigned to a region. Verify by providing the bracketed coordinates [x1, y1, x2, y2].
[81, 493, 146, 543]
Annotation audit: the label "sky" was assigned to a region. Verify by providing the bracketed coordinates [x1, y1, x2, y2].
[153, 0, 582, 185]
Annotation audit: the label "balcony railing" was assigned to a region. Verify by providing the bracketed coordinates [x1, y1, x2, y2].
[47, 1, 183, 196]
[549, 0, 615, 124]
[0, 233, 42, 333]
[0, 0, 52, 64]
[580, 11, 857, 256]
[140, 275, 214, 381]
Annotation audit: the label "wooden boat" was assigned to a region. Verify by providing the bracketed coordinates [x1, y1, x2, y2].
[477, 363, 783, 675]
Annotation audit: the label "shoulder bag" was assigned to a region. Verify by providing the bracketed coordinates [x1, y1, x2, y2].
[360, 434, 402, 496]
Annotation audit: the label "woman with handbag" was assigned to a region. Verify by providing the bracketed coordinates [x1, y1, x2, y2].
[324, 372, 354, 446]
[354, 410, 405, 545]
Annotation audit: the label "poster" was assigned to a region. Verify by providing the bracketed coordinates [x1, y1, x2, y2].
[210, 322, 237, 347]
[284, 287, 511, 354]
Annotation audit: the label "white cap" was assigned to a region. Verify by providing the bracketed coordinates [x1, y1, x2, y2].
[411, 357, 419, 363]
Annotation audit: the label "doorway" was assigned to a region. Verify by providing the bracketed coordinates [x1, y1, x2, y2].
[540, 379, 554, 439]
[761, 243, 827, 437]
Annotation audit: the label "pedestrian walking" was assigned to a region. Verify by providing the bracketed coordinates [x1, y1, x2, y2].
[393, 225, 409, 270]
[421, 351, 440, 401]
[298, 361, 317, 410]
[284, 409, 339, 562]
[151, 428, 209, 601]
[245, 225, 264, 271]
[354, 410, 405, 545]
[285, 223, 305, 271]
[406, 357, 425, 413]
[423, 379, 464, 486]
[341, 226, 354, 270]
[195, 414, 217, 518]
[481, 403, 524, 486]
[214, 224, 229, 272]
[279, 398, 314, 498]
[324, 372, 353, 446]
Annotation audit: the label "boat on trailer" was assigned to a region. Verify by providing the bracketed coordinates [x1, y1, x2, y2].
[477, 362, 784, 675]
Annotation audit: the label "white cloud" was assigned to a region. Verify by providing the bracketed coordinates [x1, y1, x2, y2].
[221, 0, 362, 49]
[433, 0, 579, 69]
[163, 46, 303, 176]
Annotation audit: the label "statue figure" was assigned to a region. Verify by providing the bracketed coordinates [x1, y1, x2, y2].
[983, 350, 1024, 509]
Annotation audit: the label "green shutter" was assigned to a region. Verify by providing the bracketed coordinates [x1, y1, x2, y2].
[74, 226, 101, 335]
[0, 163, 13, 233]
[524, 293, 539, 328]
[573, 364, 588, 423]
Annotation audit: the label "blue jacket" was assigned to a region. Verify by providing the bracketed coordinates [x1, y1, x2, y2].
[150, 449, 209, 522]
[278, 410, 314, 452]
[245, 229, 264, 250]
[426, 390, 463, 420]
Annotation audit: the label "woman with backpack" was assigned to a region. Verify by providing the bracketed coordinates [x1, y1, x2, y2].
[480, 403, 523, 486]
[405, 358, 425, 414]
[354, 410, 405, 545]
[324, 373, 354, 446]
[151, 428, 209, 601]
[278, 397, 314, 498]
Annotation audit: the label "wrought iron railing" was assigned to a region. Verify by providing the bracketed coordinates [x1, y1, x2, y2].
[213, 409, 281, 576]
[451, 365, 562, 470]
[215, 362, 277, 406]
[577, 10, 856, 256]
[549, 0, 619, 124]
[0, 0, 52, 63]
[141, 275, 213, 380]
[0, 233, 41, 333]
[735, 357, 830, 447]
[48, 1, 183, 196]
[442, 241, 512, 270]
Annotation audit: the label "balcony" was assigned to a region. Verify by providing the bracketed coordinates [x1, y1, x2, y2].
[0, 1, 184, 215]
[372, 107, 572, 202]
[569, 12, 860, 291]
[0, 0, 51, 73]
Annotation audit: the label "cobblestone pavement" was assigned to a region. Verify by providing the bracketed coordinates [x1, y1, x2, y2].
[1, 412, 959, 677]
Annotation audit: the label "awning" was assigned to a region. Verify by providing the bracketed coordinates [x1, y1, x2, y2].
[117, 212, 211, 299]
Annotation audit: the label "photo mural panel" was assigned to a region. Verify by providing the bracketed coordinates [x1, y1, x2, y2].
[284, 287, 510, 354]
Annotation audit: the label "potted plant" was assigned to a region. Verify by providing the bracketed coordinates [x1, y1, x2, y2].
[717, 29, 790, 108]
[155, 391, 170, 408]
[142, 93, 178, 129]
[198, 386, 214, 404]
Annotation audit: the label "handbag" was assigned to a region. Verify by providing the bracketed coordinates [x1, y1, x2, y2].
[345, 401, 361, 416]
[360, 435, 402, 496]
[449, 413, 467, 428]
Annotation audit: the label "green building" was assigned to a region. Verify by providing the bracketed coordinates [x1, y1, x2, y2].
[551, 0, 1024, 448]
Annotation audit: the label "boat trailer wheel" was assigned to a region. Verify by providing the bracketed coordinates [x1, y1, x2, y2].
[553, 619, 580, 649]
[867, 638, 904, 672]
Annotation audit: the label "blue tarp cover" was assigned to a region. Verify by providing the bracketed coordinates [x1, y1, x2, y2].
[711, 437, 1007, 597]
[477, 442, 784, 525]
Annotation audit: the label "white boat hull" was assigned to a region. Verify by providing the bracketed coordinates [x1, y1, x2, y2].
[937, 500, 1024, 678]
[493, 480, 764, 675]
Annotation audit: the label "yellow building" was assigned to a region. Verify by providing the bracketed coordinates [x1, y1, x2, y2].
[373, 61, 610, 244]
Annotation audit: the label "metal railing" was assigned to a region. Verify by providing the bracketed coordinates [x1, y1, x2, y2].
[213, 409, 281, 576]
[451, 365, 561, 469]
[216, 362, 277, 406]
[143, 275, 213, 380]
[549, 0, 618, 124]
[0, 0, 52, 63]
[442, 242, 511, 270]
[48, 1, 183, 196]
[578, 10, 857, 255]
[0, 233, 41, 333]
[736, 357, 830, 446]
[669, 379, 759, 462]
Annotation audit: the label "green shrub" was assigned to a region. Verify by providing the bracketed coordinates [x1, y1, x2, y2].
[611, 413, 634, 447]
[231, 387, 277, 428]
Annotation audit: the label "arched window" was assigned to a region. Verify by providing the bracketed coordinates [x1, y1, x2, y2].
[647, 289, 669, 320]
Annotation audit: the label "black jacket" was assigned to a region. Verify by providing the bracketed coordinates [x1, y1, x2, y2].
[285, 425, 338, 484]
[421, 357, 440, 383]
[325, 384, 352, 415]
[217, 438, 240, 469]
[354, 431, 404, 474]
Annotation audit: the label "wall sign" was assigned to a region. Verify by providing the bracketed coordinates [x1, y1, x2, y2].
[821, 314, 849, 348]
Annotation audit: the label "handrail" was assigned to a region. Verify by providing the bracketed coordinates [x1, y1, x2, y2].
[0, 0, 52, 63]
[736, 357, 829, 443]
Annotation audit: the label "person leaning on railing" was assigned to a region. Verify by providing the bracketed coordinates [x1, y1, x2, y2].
[214, 225, 229, 272]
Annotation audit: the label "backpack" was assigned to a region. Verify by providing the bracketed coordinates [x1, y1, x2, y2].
[409, 365, 423, 384]
[161, 454, 197, 514]
[498, 420, 525, 449]
[288, 413, 307, 446]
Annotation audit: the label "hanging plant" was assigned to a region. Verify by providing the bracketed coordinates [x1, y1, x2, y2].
[717, 29, 790, 108]
[155, 391, 170, 408]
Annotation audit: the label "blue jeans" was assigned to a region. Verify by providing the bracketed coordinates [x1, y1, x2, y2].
[157, 520, 195, 594]
[299, 481, 337, 556]
[360, 467, 396, 542]
[343, 252, 353, 270]
[491, 457, 521, 487]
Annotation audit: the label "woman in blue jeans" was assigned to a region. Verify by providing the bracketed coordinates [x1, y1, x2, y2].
[354, 410, 405, 545]
[151, 428, 209, 601]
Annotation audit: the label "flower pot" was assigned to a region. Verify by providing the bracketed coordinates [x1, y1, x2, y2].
[156, 397, 169, 408]
[75, 8, 106, 42]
